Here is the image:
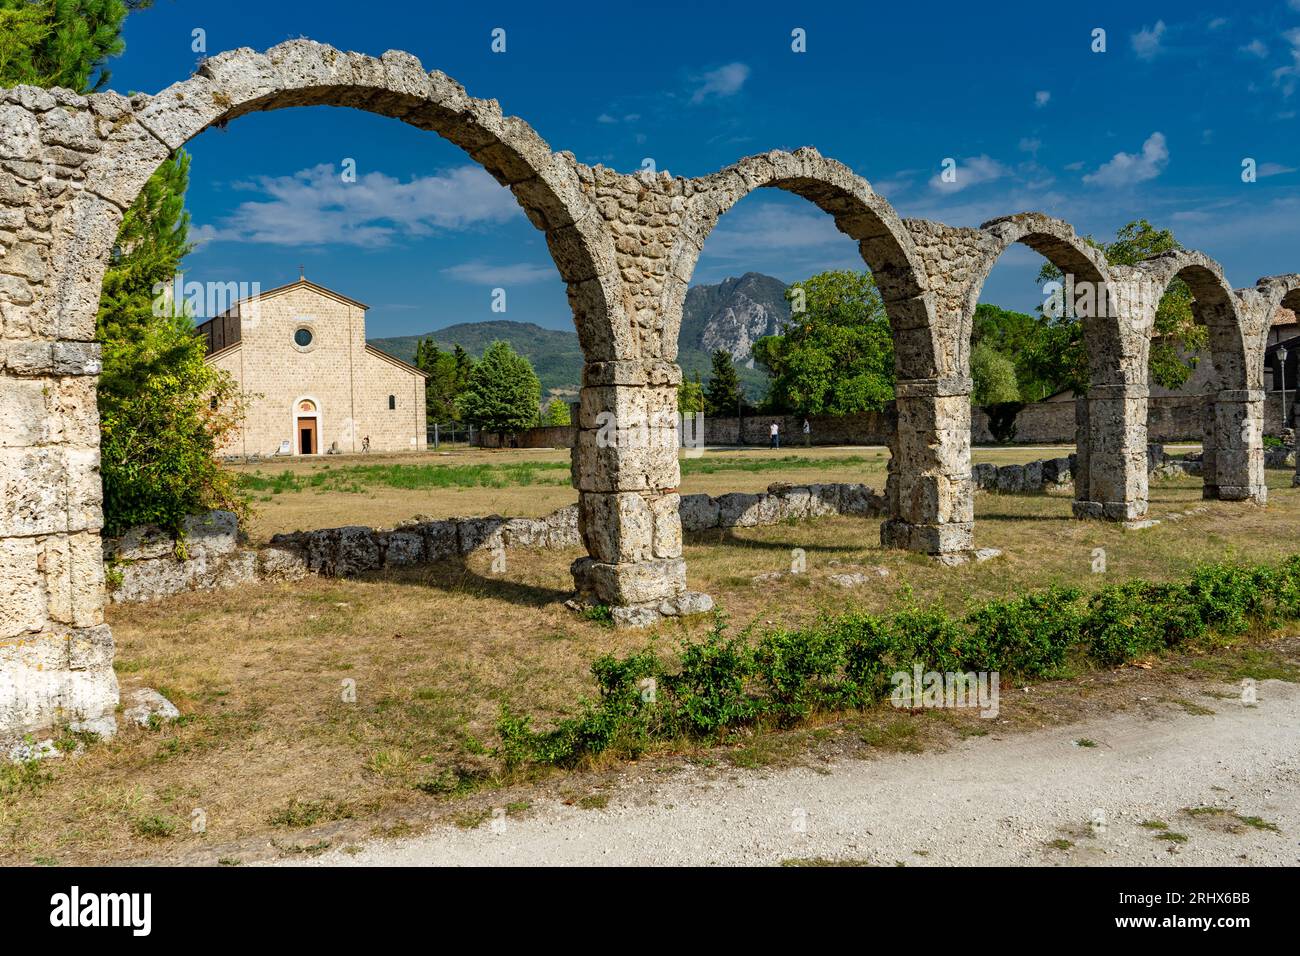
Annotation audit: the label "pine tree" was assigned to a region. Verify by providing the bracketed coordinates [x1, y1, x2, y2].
[94, 143, 242, 532]
[0, 0, 142, 92]
[704, 349, 743, 416]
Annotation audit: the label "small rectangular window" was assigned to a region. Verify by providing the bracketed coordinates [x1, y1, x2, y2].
[388, 394, 396, 410]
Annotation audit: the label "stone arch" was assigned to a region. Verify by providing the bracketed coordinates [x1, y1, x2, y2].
[970, 215, 1165, 522]
[669, 148, 934, 374]
[965, 214, 1116, 379]
[1254, 275, 1300, 489]
[1136, 251, 1264, 503]
[71, 40, 623, 363]
[669, 149, 960, 553]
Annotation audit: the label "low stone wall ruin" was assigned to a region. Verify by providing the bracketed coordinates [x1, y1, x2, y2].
[104, 482, 888, 603]
[104, 511, 258, 604]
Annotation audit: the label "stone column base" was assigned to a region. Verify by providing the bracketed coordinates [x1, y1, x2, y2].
[1071, 499, 1145, 521]
[0, 625, 119, 745]
[570, 556, 712, 628]
[1214, 485, 1269, 504]
[880, 518, 973, 554]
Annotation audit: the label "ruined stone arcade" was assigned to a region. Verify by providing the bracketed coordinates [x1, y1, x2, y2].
[1, 40, 1294, 740]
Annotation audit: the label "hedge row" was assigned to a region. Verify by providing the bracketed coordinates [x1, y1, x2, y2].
[494, 555, 1300, 769]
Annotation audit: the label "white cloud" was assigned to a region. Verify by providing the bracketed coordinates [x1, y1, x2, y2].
[693, 200, 866, 281]
[1273, 28, 1300, 97]
[689, 63, 750, 104]
[1208, 17, 1228, 31]
[870, 171, 917, 196]
[192, 164, 518, 247]
[702, 202, 849, 258]
[440, 260, 555, 285]
[1082, 132, 1169, 187]
[1258, 162, 1297, 177]
[596, 113, 617, 124]
[1131, 20, 1167, 60]
[1019, 137, 1042, 155]
[1241, 38, 1269, 58]
[1063, 160, 1085, 171]
[929, 155, 1010, 194]
[1034, 90, 1051, 108]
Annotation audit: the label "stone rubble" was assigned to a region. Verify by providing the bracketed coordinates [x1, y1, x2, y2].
[120, 687, 180, 728]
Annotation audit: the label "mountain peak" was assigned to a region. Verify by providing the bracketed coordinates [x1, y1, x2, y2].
[368, 273, 786, 400]
[682, 272, 791, 366]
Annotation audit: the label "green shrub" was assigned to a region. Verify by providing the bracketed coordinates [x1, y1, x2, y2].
[498, 555, 1300, 769]
[839, 612, 898, 705]
[1082, 581, 1205, 665]
[494, 650, 664, 768]
[1269, 556, 1300, 621]
[1186, 561, 1270, 634]
[962, 586, 1082, 676]
[666, 620, 757, 734]
[753, 624, 847, 722]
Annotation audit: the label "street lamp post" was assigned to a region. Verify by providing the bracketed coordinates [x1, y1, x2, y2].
[1280, 345, 1290, 429]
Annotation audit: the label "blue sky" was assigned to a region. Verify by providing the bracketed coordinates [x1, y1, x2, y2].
[109, 0, 1300, 338]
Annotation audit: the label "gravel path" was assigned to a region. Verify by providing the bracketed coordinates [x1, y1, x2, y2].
[290, 679, 1300, 867]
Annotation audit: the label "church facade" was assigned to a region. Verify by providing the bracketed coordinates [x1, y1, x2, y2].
[199, 277, 427, 457]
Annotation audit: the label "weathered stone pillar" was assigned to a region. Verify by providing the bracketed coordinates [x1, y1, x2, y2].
[1072, 395, 1090, 503]
[571, 360, 703, 625]
[881, 377, 973, 553]
[1071, 383, 1149, 520]
[1, 86, 120, 742]
[1208, 390, 1267, 502]
[567, 162, 714, 625]
[1071, 265, 1151, 522]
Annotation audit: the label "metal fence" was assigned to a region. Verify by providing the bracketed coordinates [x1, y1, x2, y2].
[427, 422, 475, 449]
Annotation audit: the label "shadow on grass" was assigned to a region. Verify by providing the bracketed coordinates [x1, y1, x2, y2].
[973, 509, 1074, 522]
[688, 529, 865, 554]
[357, 558, 573, 608]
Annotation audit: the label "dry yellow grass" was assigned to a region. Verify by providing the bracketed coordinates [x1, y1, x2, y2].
[3, 446, 1291, 866]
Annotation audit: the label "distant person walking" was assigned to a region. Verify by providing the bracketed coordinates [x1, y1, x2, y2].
[770, 421, 780, 449]
[802, 418, 811, 447]
[362, 435, 371, 454]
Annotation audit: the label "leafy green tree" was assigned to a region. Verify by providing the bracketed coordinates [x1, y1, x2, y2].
[541, 397, 571, 426]
[678, 370, 705, 414]
[704, 349, 743, 416]
[99, 317, 245, 535]
[971, 341, 1020, 406]
[752, 270, 894, 415]
[458, 341, 542, 435]
[972, 303, 1056, 401]
[1035, 219, 1205, 393]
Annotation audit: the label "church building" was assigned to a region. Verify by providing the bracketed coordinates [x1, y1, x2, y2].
[198, 276, 427, 457]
